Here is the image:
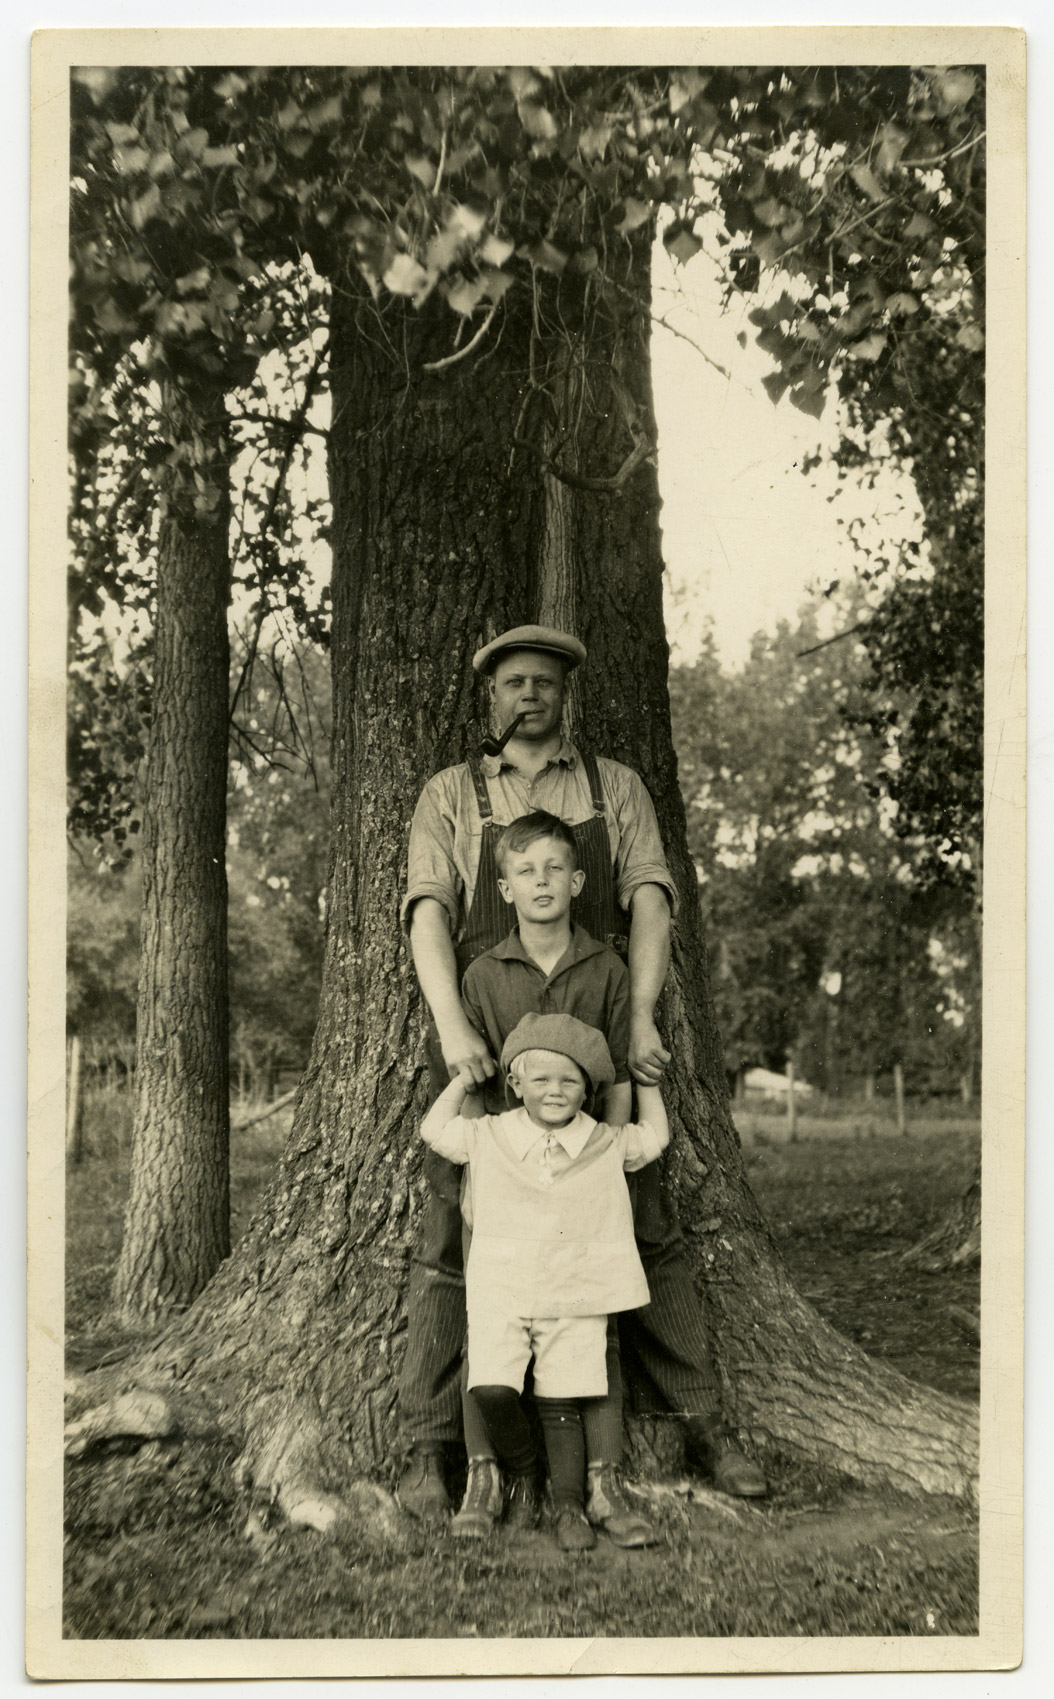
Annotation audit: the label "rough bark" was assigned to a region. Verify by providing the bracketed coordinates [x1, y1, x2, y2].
[901, 1162, 981, 1273]
[83, 253, 977, 1515]
[111, 382, 231, 1327]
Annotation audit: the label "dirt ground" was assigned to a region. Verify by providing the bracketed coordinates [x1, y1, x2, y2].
[63, 1101, 980, 1640]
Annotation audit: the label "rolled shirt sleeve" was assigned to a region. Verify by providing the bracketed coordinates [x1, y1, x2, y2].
[603, 762, 679, 918]
[400, 773, 463, 935]
[615, 1117, 670, 1171]
[420, 1113, 476, 1164]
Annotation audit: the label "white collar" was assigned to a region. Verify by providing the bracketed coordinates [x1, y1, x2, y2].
[503, 1107, 596, 1162]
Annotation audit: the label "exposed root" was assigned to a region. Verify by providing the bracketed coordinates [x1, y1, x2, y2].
[628, 1478, 753, 1525]
[64, 1389, 177, 1458]
[235, 1390, 411, 1549]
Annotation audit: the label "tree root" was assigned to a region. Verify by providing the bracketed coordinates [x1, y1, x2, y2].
[64, 1389, 177, 1458]
[234, 1391, 412, 1549]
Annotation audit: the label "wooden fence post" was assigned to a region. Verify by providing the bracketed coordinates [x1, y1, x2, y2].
[786, 1058, 797, 1143]
[893, 1062, 907, 1136]
[66, 1034, 84, 1166]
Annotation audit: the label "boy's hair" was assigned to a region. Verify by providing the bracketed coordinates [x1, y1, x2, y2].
[507, 1047, 588, 1086]
[495, 811, 580, 876]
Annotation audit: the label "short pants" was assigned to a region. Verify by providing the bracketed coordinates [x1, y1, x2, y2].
[467, 1311, 607, 1399]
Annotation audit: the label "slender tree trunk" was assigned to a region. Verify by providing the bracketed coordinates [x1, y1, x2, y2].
[111, 382, 231, 1327]
[82, 254, 976, 1514]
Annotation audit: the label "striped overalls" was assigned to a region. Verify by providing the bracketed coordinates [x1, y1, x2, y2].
[399, 753, 722, 1448]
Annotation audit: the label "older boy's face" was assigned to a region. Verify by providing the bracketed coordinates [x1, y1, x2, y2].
[510, 1050, 588, 1127]
[498, 836, 584, 925]
[488, 649, 566, 743]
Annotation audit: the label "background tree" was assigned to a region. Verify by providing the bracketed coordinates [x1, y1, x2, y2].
[68, 63, 982, 1509]
[669, 605, 981, 1100]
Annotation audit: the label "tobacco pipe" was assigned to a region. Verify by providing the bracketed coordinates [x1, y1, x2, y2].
[478, 710, 531, 758]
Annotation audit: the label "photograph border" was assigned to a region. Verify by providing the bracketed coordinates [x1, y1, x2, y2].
[27, 21, 1026, 1679]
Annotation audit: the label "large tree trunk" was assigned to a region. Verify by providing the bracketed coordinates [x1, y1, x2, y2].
[111, 381, 231, 1327]
[83, 251, 976, 1519]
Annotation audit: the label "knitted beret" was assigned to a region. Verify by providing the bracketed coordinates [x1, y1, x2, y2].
[500, 1012, 616, 1093]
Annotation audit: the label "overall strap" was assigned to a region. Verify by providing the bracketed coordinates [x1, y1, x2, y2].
[466, 754, 494, 822]
[581, 750, 606, 817]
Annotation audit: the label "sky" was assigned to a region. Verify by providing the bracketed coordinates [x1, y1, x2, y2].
[650, 240, 926, 669]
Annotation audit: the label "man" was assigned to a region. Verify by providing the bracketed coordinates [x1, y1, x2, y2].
[398, 624, 766, 1520]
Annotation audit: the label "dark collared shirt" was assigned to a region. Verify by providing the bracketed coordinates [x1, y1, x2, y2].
[461, 925, 630, 1113]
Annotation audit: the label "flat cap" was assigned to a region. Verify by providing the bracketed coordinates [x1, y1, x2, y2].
[501, 1012, 615, 1093]
[473, 624, 587, 675]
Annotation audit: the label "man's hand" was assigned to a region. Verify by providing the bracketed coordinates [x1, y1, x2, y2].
[628, 1012, 671, 1084]
[440, 1014, 497, 1088]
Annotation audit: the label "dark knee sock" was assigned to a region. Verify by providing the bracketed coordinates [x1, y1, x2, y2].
[470, 1385, 536, 1476]
[461, 1359, 496, 1458]
[536, 1397, 586, 1508]
[580, 1325, 623, 1467]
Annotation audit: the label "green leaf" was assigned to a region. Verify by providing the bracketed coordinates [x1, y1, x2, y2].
[876, 123, 909, 176]
[669, 70, 709, 114]
[664, 225, 702, 265]
[479, 233, 514, 267]
[955, 324, 984, 353]
[448, 204, 486, 241]
[526, 239, 568, 275]
[444, 275, 486, 317]
[753, 197, 788, 228]
[180, 128, 211, 159]
[932, 68, 977, 111]
[849, 163, 886, 203]
[213, 73, 248, 100]
[203, 146, 239, 168]
[479, 268, 514, 302]
[128, 184, 162, 230]
[567, 245, 598, 276]
[382, 253, 430, 299]
[518, 103, 557, 142]
[406, 154, 436, 188]
[846, 331, 888, 362]
[617, 197, 652, 236]
[175, 266, 212, 295]
[114, 145, 150, 176]
[789, 382, 826, 419]
[425, 227, 463, 274]
[761, 370, 790, 406]
[578, 124, 612, 161]
[886, 291, 920, 318]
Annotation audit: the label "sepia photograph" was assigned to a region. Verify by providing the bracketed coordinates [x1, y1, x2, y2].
[27, 22, 1026, 1679]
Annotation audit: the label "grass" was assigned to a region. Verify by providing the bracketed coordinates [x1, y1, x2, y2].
[63, 1089, 980, 1641]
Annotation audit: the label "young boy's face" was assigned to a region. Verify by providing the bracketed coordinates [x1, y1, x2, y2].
[498, 835, 584, 925]
[510, 1050, 589, 1127]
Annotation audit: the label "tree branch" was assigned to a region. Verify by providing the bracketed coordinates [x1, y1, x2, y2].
[422, 304, 499, 374]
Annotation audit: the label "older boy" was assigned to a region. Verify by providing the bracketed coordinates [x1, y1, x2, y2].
[422, 1014, 669, 1553]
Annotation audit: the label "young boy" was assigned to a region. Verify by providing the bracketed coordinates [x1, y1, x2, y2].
[421, 1012, 669, 1552]
[451, 810, 657, 1546]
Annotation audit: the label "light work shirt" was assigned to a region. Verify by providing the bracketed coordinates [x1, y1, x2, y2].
[401, 738, 678, 939]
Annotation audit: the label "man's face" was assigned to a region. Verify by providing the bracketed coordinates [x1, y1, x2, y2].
[509, 1049, 588, 1127]
[488, 649, 567, 743]
[498, 835, 585, 926]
